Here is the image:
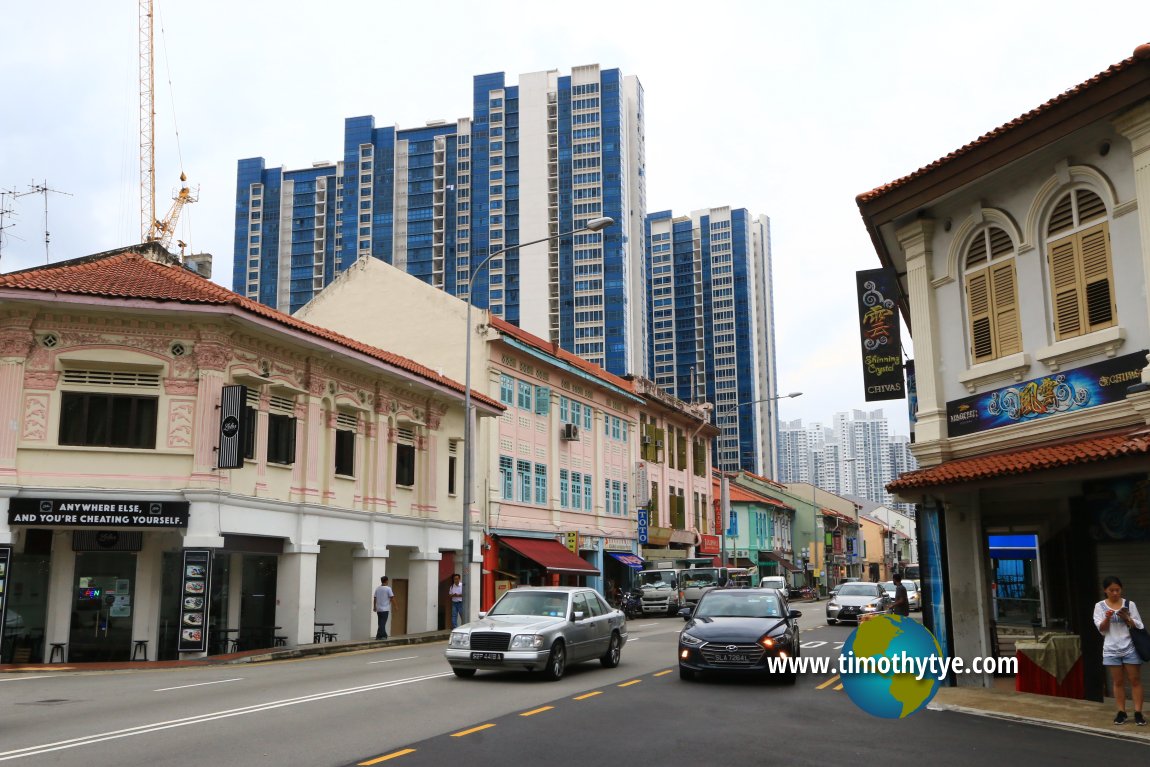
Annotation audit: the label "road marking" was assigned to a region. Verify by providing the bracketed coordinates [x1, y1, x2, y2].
[801, 641, 827, 648]
[652, 670, 673, 677]
[0, 672, 453, 761]
[0, 676, 62, 682]
[368, 656, 419, 665]
[574, 691, 602, 700]
[358, 749, 416, 765]
[833, 642, 844, 649]
[625, 637, 640, 642]
[520, 706, 553, 717]
[816, 675, 841, 690]
[154, 678, 243, 692]
[618, 679, 642, 687]
[637, 623, 659, 628]
[833, 684, 844, 691]
[451, 724, 495, 737]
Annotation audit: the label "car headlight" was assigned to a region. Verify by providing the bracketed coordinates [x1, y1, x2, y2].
[449, 631, 470, 649]
[680, 631, 704, 647]
[862, 602, 880, 612]
[759, 636, 776, 649]
[510, 634, 545, 649]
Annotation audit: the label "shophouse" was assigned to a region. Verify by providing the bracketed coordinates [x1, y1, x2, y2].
[710, 471, 795, 576]
[0, 244, 499, 665]
[858, 44, 1150, 697]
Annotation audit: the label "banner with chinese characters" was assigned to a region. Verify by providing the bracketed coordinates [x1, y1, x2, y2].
[856, 269, 904, 401]
[946, 350, 1148, 437]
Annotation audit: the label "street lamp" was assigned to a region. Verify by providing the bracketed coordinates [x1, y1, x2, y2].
[460, 215, 614, 624]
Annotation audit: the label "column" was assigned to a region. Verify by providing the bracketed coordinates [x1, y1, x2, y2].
[275, 544, 320, 646]
[406, 551, 442, 634]
[0, 318, 32, 480]
[895, 220, 947, 454]
[352, 548, 388, 640]
[182, 495, 226, 549]
[130, 535, 164, 661]
[1113, 102, 1150, 387]
[43, 531, 76, 654]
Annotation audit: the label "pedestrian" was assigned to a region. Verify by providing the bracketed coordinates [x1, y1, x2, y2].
[1094, 575, 1145, 725]
[373, 576, 395, 640]
[890, 572, 910, 617]
[448, 574, 464, 628]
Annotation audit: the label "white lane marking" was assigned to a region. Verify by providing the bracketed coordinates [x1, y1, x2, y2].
[626, 637, 640, 642]
[367, 656, 419, 665]
[834, 642, 844, 649]
[0, 672, 452, 761]
[636, 623, 659, 628]
[0, 676, 62, 682]
[154, 678, 244, 692]
[801, 641, 827, 649]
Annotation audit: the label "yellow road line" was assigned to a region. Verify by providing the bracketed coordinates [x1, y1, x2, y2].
[358, 749, 416, 765]
[520, 706, 554, 717]
[816, 675, 841, 690]
[833, 684, 844, 691]
[653, 670, 673, 677]
[574, 691, 603, 700]
[617, 679, 642, 687]
[451, 723, 496, 737]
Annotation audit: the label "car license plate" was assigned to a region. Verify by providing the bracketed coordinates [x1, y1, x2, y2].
[470, 652, 503, 661]
[716, 653, 749, 663]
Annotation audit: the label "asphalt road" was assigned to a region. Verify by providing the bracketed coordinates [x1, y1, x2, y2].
[1, 605, 1145, 766]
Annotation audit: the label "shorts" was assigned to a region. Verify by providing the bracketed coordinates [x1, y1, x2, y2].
[1103, 648, 1143, 666]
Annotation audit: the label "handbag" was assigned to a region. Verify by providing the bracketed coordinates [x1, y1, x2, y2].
[1125, 600, 1150, 662]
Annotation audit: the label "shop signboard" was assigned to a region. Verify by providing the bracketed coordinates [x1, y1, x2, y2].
[856, 268, 904, 401]
[637, 508, 649, 544]
[217, 384, 248, 470]
[9, 499, 189, 528]
[177, 550, 212, 653]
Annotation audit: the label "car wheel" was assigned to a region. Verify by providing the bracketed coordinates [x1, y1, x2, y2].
[542, 640, 566, 681]
[679, 666, 694, 681]
[600, 632, 622, 668]
[452, 668, 476, 678]
[827, 618, 837, 625]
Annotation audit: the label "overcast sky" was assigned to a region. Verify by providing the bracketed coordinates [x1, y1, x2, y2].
[3, 1, 1149, 436]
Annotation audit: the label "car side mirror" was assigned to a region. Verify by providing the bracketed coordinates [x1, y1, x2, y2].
[477, 611, 487, 619]
[678, 607, 693, 621]
[572, 611, 585, 621]
[790, 610, 802, 619]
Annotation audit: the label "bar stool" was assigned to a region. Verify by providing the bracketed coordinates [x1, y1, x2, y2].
[132, 640, 149, 661]
[49, 643, 66, 663]
[274, 635, 288, 647]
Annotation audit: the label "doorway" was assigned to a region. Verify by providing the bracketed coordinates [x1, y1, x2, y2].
[69, 552, 137, 662]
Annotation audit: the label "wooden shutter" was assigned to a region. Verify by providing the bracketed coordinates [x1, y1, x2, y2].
[966, 270, 994, 362]
[1079, 222, 1114, 331]
[990, 262, 1021, 356]
[1048, 237, 1082, 339]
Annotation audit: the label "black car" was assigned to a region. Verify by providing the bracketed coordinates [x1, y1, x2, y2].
[677, 588, 801, 683]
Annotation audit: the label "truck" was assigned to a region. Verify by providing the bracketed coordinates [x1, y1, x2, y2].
[637, 568, 681, 616]
[677, 567, 730, 611]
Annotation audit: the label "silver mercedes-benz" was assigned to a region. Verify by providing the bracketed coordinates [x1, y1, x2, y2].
[445, 586, 628, 680]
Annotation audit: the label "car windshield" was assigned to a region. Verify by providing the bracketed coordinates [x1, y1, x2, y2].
[681, 571, 717, 588]
[488, 591, 569, 618]
[695, 592, 783, 619]
[761, 578, 785, 589]
[640, 571, 674, 589]
[838, 583, 881, 597]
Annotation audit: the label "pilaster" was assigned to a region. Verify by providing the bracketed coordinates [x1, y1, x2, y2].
[1112, 102, 1150, 387]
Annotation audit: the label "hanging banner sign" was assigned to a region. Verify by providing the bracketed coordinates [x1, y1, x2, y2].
[946, 350, 1148, 437]
[177, 550, 212, 653]
[217, 384, 248, 470]
[856, 269, 904, 401]
[637, 508, 649, 544]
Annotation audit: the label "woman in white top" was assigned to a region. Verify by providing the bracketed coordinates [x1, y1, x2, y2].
[1093, 576, 1145, 726]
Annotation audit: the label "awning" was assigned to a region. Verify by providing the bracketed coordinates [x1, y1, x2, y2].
[758, 550, 801, 573]
[607, 552, 645, 570]
[498, 536, 600, 574]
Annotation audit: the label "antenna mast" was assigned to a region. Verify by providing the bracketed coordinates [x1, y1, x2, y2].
[139, 0, 155, 243]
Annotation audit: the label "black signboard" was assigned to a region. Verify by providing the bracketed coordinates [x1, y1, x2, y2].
[0, 547, 10, 654]
[856, 269, 904, 401]
[177, 550, 211, 653]
[218, 384, 247, 470]
[946, 350, 1148, 437]
[8, 499, 189, 528]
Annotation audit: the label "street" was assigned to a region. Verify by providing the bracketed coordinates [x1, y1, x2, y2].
[2, 605, 1145, 766]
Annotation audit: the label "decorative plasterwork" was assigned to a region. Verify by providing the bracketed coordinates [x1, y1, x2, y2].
[1036, 326, 1126, 372]
[166, 400, 195, 449]
[22, 394, 49, 441]
[936, 207, 1024, 288]
[1022, 164, 1118, 252]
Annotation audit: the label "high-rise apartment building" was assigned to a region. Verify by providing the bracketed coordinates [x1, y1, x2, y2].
[645, 208, 777, 474]
[234, 64, 647, 377]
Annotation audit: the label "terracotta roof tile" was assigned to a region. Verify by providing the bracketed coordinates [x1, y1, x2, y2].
[887, 426, 1150, 491]
[488, 315, 634, 392]
[858, 44, 1150, 205]
[0, 248, 504, 410]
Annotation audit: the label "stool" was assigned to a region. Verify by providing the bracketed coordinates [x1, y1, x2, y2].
[226, 638, 239, 654]
[49, 643, 66, 663]
[324, 632, 338, 642]
[274, 635, 287, 647]
[132, 640, 149, 661]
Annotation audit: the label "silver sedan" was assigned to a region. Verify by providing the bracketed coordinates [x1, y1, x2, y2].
[445, 587, 628, 680]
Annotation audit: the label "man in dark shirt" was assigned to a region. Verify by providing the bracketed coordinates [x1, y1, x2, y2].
[891, 573, 911, 617]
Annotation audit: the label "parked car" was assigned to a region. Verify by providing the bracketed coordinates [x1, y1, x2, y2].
[826, 582, 890, 624]
[879, 580, 921, 612]
[677, 588, 802, 683]
[445, 587, 627, 681]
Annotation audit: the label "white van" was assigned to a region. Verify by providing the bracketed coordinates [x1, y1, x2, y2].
[759, 576, 787, 596]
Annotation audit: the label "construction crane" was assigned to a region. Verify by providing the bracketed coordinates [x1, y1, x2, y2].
[139, 0, 195, 251]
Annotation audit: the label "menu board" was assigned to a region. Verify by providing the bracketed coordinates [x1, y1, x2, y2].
[0, 547, 9, 652]
[177, 550, 211, 653]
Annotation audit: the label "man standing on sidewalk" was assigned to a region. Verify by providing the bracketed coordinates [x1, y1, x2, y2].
[891, 572, 911, 618]
[374, 576, 395, 640]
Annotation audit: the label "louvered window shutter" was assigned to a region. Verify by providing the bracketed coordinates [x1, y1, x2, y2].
[966, 271, 993, 362]
[1079, 222, 1114, 331]
[990, 262, 1021, 356]
[1048, 238, 1082, 339]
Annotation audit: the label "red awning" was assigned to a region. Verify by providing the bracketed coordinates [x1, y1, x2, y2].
[498, 536, 600, 574]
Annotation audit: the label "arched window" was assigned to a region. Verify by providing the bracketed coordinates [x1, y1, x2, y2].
[964, 226, 1021, 363]
[1046, 188, 1114, 340]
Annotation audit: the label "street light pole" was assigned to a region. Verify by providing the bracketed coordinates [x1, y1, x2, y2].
[460, 215, 614, 624]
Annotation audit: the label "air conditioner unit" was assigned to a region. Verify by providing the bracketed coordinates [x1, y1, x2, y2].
[561, 422, 580, 441]
[655, 439, 664, 449]
[640, 435, 651, 446]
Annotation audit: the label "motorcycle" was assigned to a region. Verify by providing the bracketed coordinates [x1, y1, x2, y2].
[622, 589, 644, 619]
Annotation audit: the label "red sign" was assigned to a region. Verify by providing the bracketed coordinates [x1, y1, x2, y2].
[699, 534, 721, 555]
